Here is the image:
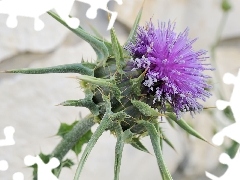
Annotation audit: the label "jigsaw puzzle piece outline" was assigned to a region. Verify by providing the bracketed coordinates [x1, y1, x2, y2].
[0, 0, 54, 30]
[54, 0, 80, 29]
[24, 155, 60, 180]
[0, 0, 80, 31]
[206, 149, 240, 180]
[13, 172, 24, 180]
[0, 126, 15, 147]
[206, 69, 240, 179]
[0, 160, 9, 171]
[0, 0, 122, 31]
[213, 70, 240, 146]
[212, 122, 240, 146]
[77, 0, 122, 30]
[217, 71, 240, 121]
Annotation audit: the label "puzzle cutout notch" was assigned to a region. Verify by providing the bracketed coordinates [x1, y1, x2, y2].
[0, 126, 15, 173]
[206, 69, 240, 180]
[24, 155, 60, 180]
[0, 0, 123, 31]
[0, 126, 60, 180]
[0, 160, 8, 171]
[0, 126, 24, 180]
[0, 126, 15, 147]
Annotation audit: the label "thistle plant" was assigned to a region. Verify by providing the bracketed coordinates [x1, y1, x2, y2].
[3, 8, 213, 180]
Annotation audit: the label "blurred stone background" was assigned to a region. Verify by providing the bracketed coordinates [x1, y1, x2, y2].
[0, 0, 240, 179]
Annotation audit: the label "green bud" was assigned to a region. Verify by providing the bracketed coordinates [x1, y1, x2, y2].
[222, 0, 231, 12]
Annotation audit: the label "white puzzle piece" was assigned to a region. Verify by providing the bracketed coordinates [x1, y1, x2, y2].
[13, 172, 24, 180]
[77, 0, 123, 30]
[206, 149, 240, 180]
[0, 160, 8, 171]
[212, 70, 240, 145]
[206, 69, 240, 179]
[24, 155, 60, 180]
[0, 126, 15, 147]
[0, 0, 123, 31]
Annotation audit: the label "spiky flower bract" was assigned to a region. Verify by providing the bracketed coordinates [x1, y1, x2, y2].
[125, 21, 213, 118]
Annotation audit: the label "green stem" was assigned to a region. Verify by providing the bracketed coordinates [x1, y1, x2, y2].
[51, 114, 95, 161]
[114, 123, 124, 180]
[209, 11, 236, 121]
[140, 121, 173, 180]
[210, 12, 229, 99]
[73, 112, 112, 180]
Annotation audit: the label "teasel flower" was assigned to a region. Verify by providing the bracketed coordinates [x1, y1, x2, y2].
[3, 8, 213, 180]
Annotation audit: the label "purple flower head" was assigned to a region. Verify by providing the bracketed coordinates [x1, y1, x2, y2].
[125, 21, 213, 119]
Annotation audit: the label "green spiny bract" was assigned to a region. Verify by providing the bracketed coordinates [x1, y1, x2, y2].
[3, 9, 211, 180]
[5, 11, 162, 136]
